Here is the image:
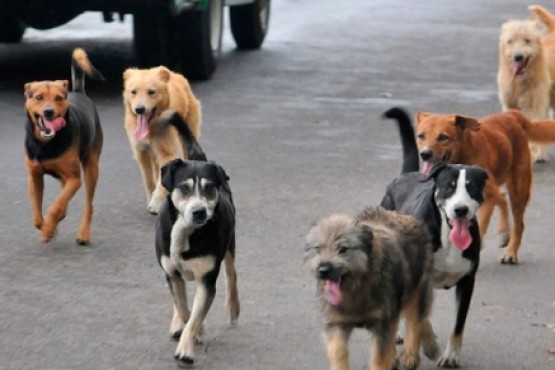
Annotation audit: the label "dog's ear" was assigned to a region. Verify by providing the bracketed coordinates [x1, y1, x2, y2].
[54, 80, 69, 90]
[122, 68, 136, 82]
[356, 222, 374, 253]
[158, 67, 171, 82]
[211, 161, 232, 194]
[416, 111, 432, 123]
[24, 82, 35, 98]
[454, 115, 480, 132]
[469, 165, 490, 186]
[161, 158, 186, 191]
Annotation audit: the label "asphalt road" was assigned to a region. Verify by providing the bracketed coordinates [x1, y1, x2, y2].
[1, 1, 554, 369]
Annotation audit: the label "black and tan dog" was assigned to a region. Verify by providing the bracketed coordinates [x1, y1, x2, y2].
[155, 112, 239, 364]
[24, 48, 104, 245]
[382, 107, 489, 367]
[305, 207, 439, 370]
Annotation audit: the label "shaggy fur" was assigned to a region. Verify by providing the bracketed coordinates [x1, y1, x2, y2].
[122, 66, 202, 214]
[530, 5, 555, 111]
[305, 208, 438, 370]
[497, 17, 552, 161]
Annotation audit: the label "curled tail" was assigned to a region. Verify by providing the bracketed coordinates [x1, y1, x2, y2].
[529, 5, 555, 33]
[517, 113, 555, 143]
[157, 110, 207, 161]
[382, 107, 420, 174]
[71, 48, 104, 94]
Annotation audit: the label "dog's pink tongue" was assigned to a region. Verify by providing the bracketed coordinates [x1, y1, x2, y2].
[134, 114, 149, 140]
[323, 280, 342, 305]
[422, 161, 432, 176]
[44, 117, 66, 132]
[449, 219, 472, 250]
[511, 61, 525, 76]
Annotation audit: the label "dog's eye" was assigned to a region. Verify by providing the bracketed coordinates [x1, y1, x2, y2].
[204, 184, 217, 197]
[179, 184, 191, 194]
[35, 95, 43, 101]
[147, 89, 155, 96]
[524, 38, 530, 44]
[437, 134, 449, 142]
[130, 89, 137, 95]
[338, 246, 348, 254]
[417, 133, 425, 140]
[507, 39, 513, 45]
[55, 95, 64, 102]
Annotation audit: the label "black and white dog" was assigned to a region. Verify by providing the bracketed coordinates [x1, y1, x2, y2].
[155, 111, 239, 364]
[380, 107, 488, 368]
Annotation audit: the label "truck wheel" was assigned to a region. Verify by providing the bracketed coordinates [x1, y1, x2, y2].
[175, 0, 223, 80]
[133, 9, 174, 68]
[230, 0, 270, 49]
[0, 16, 25, 43]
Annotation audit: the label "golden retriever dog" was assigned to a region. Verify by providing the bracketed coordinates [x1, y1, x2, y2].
[529, 5, 555, 109]
[498, 17, 552, 162]
[122, 66, 201, 214]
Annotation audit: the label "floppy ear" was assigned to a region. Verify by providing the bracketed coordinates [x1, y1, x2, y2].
[161, 159, 186, 191]
[416, 111, 430, 123]
[24, 82, 34, 98]
[470, 165, 490, 185]
[454, 115, 480, 132]
[211, 161, 232, 194]
[158, 67, 171, 82]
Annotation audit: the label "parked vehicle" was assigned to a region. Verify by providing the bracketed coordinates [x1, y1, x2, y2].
[0, 0, 271, 80]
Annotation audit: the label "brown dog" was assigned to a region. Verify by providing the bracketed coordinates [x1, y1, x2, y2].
[24, 48, 104, 244]
[122, 66, 201, 214]
[416, 110, 555, 263]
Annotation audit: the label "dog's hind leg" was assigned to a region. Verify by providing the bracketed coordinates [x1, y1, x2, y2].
[76, 153, 100, 245]
[501, 174, 531, 264]
[437, 274, 475, 368]
[224, 248, 240, 323]
[370, 319, 399, 370]
[167, 276, 190, 339]
[174, 274, 217, 363]
[325, 324, 352, 370]
[496, 191, 510, 248]
[477, 182, 502, 247]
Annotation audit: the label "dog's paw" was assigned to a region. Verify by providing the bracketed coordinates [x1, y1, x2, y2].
[499, 254, 518, 265]
[148, 195, 164, 215]
[535, 158, 547, 164]
[75, 238, 90, 246]
[40, 224, 56, 243]
[174, 343, 194, 364]
[422, 336, 440, 361]
[437, 348, 460, 368]
[400, 351, 420, 370]
[33, 216, 43, 230]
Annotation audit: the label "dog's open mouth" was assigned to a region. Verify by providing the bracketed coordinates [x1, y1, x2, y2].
[422, 152, 451, 176]
[34, 114, 67, 139]
[511, 58, 528, 77]
[322, 276, 343, 305]
[447, 217, 472, 250]
[134, 108, 156, 141]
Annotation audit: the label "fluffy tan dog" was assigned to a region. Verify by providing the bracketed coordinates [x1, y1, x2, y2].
[498, 17, 551, 162]
[123, 66, 201, 214]
[529, 5, 555, 109]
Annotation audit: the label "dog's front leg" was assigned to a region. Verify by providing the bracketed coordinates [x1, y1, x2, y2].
[133, 147, 157, 212]
[437, 274, 475, 367]
[41, 175, 81, 242]
[167, 276, 190, 339]
[370, 320, 399, 370]
[174, 279, 216, 364]
[27, 166, 44, 230]
[325, 324, 352, 370]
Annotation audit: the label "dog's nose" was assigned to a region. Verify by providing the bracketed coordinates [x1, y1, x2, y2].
[43, 108, 55, 119]
[192, 208, 207, 222]
[454, 205, 469, 218]
[134, 105, 146, 115]
[514, 54, 524, 62]
[318, 264, 332, 279]
[420, 149, 433, 161]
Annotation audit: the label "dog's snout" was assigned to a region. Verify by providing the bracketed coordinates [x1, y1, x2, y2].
[134, 105, 146, 115]
[318, 264, 332, 279]
[420, 149, 432, 161]
[454, 205, 469, 218]
[192, 208, 207, 222]
[514, 54, 524, 62]
[43, 107, 55, 119]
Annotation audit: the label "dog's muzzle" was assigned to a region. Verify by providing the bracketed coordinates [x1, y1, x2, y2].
[191, 207, 208, 225]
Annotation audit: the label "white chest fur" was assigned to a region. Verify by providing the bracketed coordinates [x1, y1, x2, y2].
[433, 219, 473, 289]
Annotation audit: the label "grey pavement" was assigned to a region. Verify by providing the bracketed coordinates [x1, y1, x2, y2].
[0, 1, 554, 369]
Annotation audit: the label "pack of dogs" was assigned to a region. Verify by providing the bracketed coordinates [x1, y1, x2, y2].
[19, 3, 555, 369]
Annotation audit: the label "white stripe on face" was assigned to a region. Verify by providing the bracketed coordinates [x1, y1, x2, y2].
[443, 169, 480, 220]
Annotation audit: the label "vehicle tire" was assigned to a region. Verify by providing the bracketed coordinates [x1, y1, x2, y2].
[230, 0, 270, 49]
[133, 9, 175, 68]
[0, 16, 25, 43]
[175, 0, 223, 80]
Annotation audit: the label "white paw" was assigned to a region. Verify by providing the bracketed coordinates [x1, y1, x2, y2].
[147, 195, 164, 215]
[174, 339, 194, 364]
[437, 347, 460, 368]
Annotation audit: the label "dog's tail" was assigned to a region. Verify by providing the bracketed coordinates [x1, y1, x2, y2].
[529, 5, 555, 34]
[157, 110, 208, 161]
[382, 107, 420, 174]
[517, 112, 555, 143]
[71, 48, 104, 94]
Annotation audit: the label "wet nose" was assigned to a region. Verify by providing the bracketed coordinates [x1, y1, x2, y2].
[192, 208, 207, 222]
[514, 54, 524, 62]
[420, 149, 433, 161]
[454, 205, 469, 218]
[43, 107, 55, 119]
[318, 264, 332, 279]
[134, 105, 146, 115]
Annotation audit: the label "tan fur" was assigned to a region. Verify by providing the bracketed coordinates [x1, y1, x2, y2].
[72, 48, 93, 75]
[497, 18, 552, 161]
[122, 66, 202, 214]
[414, 110, 555, 263]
